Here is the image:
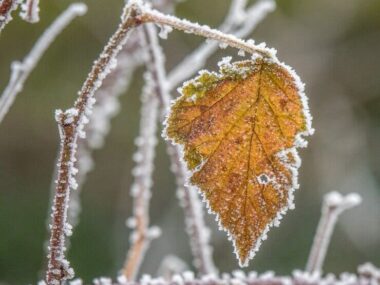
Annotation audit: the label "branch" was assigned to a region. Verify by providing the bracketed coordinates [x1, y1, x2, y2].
[45, 2, 143, 284]
[69, 265, 380, 285]
[167, 0, 276, 89]
[139, 19, 216, 275]
[70, 37, 143, 228]
[121, 25, 161, 281]
[0, 3, 87, 124]
[19, 0, 40, 23]
[137, 2, 275, 58]
[167, 145, 217, 275]
[0, 0, 19, 34]
[305, 191, 362, 274]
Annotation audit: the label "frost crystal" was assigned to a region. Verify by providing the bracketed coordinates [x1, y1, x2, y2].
[20, 0, 40, 23]
[158, 24, 173, 39]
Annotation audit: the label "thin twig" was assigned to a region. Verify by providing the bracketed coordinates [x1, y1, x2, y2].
[71, 38, 144, 228]
[137, 17, 217, 275]
[305, 191, 362, 274]
[0, 3, 87, 124]
[137, 2, 274, 58]
[121, 25, 161, 281]
[167, 145, 217, 275]
[167, 0, 276, 89]
[0, 0, 19, 34]
[45, 2, 143, 284]
[117, 266, 380, 285]
[19, 0, 40, 23]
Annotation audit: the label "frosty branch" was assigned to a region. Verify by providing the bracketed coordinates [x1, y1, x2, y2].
[136, 3, 274, 58]
[0, 3, 87, 124]
[121, 25, 161, 281]
[46, 3, 143, 284]
[306, 192, 362, 274]
[139, 22, 217, 275]
[87, 264, 380, 285]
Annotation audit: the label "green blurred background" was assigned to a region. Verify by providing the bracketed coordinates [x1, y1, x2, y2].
[0, 0, 379, 284]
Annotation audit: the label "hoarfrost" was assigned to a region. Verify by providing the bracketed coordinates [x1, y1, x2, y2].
[306, 191, 362, 273]
[20, 0, 40, 23]
[158, 24, 173, 39]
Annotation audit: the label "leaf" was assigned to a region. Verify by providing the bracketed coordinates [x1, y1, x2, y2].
[165, 57, 313, 267]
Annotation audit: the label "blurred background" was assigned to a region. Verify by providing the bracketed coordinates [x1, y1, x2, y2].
[0, 0, 379, 284]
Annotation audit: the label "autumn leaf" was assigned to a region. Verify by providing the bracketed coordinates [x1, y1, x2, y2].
[164, 56, 313, 267]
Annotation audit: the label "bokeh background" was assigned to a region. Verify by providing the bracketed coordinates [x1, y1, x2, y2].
[0, 0, 379, 284]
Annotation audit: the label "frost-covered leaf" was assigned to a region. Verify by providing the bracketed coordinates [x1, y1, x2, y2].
[165, 57, 313, 266]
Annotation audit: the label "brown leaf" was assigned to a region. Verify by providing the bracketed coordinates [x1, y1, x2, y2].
[165, 57, 313, 266]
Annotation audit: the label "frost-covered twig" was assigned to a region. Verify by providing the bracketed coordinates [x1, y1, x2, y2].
[19, 0, 40, 23]
[0, 0, 19, 34]
[70, 38, 144, 229]
[121, 25, 161, 281]
[166, 145, 216, 275]
[167, 0, 276, 89]
[0, 3, 87, 124]
[46, 2, 143, 284]
[139, 19, 216, 275]
[111, 266, 380, 285]
[137, 2, 275, 58]
[306, 191, 362, 274]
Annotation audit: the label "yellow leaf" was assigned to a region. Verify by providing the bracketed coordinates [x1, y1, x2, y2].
[165, 57, 313, 266]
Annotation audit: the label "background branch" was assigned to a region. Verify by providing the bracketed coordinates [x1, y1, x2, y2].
[121, 25, 161, 281]
[0, 3, 87, 124]
[167, 0, 275, 89]
[306, 191, 362, 274]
